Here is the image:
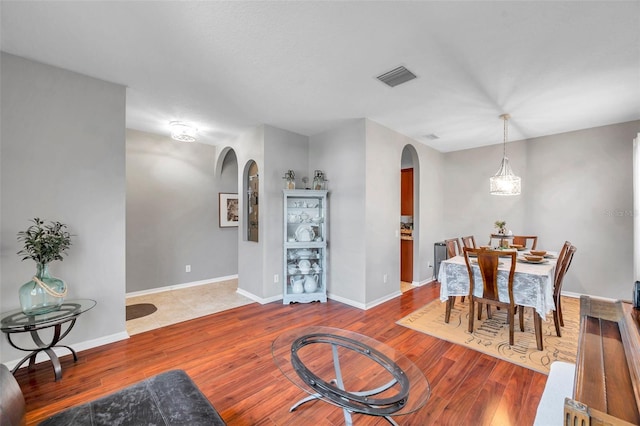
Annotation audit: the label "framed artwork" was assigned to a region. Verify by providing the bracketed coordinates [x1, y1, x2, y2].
[219, 193, 239, 227]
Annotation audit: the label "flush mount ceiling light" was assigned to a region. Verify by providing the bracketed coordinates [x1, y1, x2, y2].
[489, 114, 521, 196]
[169, 121, 198, 142]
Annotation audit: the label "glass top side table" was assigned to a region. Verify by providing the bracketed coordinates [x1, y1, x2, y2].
[272, 326, 431, 425]
[1, 299, 97, 381]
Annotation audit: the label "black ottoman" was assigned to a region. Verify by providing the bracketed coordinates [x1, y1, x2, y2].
[39, 370, 226, 425]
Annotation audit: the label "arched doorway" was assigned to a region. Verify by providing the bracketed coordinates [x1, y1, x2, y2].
[400, 145, 419, 291]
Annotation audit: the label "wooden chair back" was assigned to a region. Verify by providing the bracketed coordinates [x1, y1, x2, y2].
[464, 248, 516, 302]
[461, 235, 477, 249]
[444, 238, 461, 258]
[552, 245, 577, 337]
[555, 245, 577, 298]
[512, 235, 538, 250]
[555, 241, 572, 282]
[463, 247, 518, 345]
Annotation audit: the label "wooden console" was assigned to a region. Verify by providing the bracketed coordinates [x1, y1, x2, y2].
[564, 296, 640, 425]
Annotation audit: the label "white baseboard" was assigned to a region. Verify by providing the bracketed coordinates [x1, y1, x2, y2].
[326, 290, 402, 310]
[365, 291, 402, 309]
[126, 275, 239, 298]
[413, 277, 435, 287]
[3, 331, 129, 371]
[236, 288, 281, 304]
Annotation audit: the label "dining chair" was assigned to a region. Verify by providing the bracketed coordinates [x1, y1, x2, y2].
[554, 241, 572, 283]
[461, 235, 477, 249]
[512, 235, 538, 250]
[443, 238, 464, 315]
[552, 245, 577, 337]
[463, 247, 519, 346]
[444, 238, 462, 258]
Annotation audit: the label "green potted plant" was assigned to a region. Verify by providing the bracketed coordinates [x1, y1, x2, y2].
[494, 220, 507, 235]
[17, 218, 73, 315]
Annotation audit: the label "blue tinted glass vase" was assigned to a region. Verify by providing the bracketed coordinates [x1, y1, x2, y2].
[19, 263, 67, 315]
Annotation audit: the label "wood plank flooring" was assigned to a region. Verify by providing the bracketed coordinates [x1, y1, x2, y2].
[15, 282, 547, 425]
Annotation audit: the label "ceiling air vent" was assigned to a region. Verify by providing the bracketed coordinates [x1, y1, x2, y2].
[376, 66, 417, 87]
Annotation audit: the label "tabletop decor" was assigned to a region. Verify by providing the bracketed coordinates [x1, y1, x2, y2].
[312, 169, 327, 190]
[494, 220, 507, 234]
[283, 170, 295, 189]
[16, 218, 73, 315]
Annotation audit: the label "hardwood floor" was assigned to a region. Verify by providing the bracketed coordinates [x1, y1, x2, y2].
[15, 282, 546, 425]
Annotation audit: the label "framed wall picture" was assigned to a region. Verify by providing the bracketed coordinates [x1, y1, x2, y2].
[219, 193, 239, 227]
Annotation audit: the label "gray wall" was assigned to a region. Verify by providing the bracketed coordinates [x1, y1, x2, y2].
[365, 120, 444, 300]
[0, 53, 127, 363]
[224, 124, 308, 302]
[126, 129, 238, 293]
[443, 120, 639, 300]
[263, 126, 309, 299]
[308, 119, 444, 307]
[310, 120, 367, 304]
[231, 126, 266, 299]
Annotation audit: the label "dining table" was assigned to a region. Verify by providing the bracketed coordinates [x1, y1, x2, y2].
[438, 250, 558, 350]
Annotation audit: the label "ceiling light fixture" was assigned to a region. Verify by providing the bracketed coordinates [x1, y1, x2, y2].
[489, 114, 521, 196]
[169, 121, 198, 142]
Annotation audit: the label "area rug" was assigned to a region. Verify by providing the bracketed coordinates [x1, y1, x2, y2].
[126, 303, 158, 321]
[397, 296, 579, 374]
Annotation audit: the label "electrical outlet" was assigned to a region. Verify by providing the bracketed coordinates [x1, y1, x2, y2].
[383, 274, 388, 283]
[274, 274, 279, 283]
[428, 261, 432, 268]
[185, 265, 191, 273]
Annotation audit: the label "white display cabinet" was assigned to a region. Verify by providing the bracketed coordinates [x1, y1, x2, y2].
[283, 189, 328, 304]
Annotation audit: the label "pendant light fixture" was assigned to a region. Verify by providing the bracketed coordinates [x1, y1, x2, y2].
[489, 114, 521, 196]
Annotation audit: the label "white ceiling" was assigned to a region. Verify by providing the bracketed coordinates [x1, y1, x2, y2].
[1, 1, 639, 152]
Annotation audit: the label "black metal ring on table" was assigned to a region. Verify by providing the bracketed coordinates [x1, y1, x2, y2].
[290, 333, 409, 415]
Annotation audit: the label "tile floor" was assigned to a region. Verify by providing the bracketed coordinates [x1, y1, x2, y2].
[125, 279, 254, 335]
[126, 279, 414, 335]
[400, 281, 415, 293]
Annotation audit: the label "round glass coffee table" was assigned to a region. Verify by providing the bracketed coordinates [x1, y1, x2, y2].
[272, 326, 430, 425]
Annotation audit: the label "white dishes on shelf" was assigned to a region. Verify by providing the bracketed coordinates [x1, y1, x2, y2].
[296, 249, 313, 259]
[295, 225, 315, 242]
[298, 259, 311, 273]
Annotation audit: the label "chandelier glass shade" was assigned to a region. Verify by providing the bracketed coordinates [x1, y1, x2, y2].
[490, 114, 521, 196]
[170, 121, 198, 142]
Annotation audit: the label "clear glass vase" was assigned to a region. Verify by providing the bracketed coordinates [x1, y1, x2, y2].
[19, 263, 66, 315]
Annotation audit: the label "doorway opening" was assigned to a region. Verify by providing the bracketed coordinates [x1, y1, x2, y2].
[400, 145, 419, 292]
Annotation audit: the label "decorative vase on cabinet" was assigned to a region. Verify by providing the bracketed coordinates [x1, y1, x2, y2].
[283, 189, 328, 304]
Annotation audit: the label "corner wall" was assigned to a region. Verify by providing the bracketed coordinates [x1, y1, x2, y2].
[0, 53, 127, 363]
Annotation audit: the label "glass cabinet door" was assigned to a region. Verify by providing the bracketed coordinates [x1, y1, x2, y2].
[283, 190, 328, 304]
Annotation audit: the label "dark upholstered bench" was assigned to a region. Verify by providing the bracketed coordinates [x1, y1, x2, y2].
[1, 365, 226, 425]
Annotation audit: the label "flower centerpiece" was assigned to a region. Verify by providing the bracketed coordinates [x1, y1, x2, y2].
[494, 220, 507, 235]
[17, 218, 73, 315]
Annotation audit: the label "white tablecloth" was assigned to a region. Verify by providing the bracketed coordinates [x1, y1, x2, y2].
[438, 255, 557, 318]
